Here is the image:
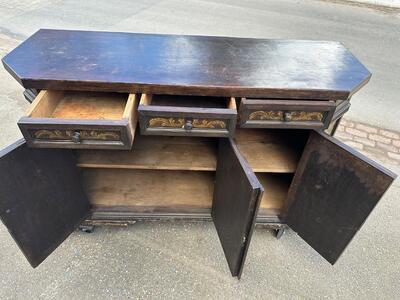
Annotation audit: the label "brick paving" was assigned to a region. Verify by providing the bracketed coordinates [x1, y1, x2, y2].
[336, 118, 400, 166]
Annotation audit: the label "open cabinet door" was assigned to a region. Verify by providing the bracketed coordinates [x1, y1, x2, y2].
[212, 138, 263, 278]
[0, 139, 90, 267]
[286, 131, 396, 264]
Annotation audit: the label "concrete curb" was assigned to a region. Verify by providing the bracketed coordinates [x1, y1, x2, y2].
[319, 0, 400, 10]
[354, 0, 400, 7]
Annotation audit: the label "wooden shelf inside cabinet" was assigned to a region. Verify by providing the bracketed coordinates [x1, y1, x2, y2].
[77, 134, 218, 171]
[82, 168, 290, 218]
[77, 129, 304, 173]
[82, 168, 214, 214]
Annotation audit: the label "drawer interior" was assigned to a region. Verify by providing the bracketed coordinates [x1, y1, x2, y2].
[141, 94, 236, 109]
[28, 91, 130, 120]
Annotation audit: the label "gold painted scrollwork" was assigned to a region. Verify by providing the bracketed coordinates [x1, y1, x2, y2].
[249, 111, 283, 121]
[79, 131, 121, 140]
[289, 112, 324, 121]
[248, 110, 324, 122]
[148, 117, 227, 129]
[32, 129, 121, 141]
[193, 119, 226, 129]
[148, 118, 185, 128]
[33, 129, 67, 140]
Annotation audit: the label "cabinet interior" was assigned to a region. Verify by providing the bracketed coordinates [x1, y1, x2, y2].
[28, 91, 129, 120]
[77, 129, 309, 220]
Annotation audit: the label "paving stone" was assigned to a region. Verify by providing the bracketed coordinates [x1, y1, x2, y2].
[355, 123, 378, 134]
[345, 127, 368, 138]
[369, 134, 392, 144]
[354, 136, 376, 147]
[380, 129, 400, 140]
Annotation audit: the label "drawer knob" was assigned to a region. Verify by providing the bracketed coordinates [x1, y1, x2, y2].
[283, 112, 292, 122]
[184, 120, 193, 131]
[72, 131, 81, 143]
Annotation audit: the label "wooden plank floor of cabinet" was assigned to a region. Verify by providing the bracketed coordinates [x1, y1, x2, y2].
[82, 168, 214, 214]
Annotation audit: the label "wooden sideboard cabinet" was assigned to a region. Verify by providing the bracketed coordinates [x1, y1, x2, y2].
[0, 29, 396, 278]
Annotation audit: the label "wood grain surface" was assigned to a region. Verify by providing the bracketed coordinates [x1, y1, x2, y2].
[2, 29, 371, 99]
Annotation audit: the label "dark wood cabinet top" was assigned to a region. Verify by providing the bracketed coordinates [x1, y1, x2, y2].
[2, 29, 371, 99]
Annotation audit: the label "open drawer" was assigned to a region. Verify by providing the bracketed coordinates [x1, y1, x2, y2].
[138, 94, 237, 137]
[239, 98, 335, 129]
[18, 90, 138, 149]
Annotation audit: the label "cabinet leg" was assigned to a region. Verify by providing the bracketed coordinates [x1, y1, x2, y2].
[23, 89, 39, 103]
[275, 228, 285, 239]
[78, 224, 95, 233]
[330, 117, 342, 137]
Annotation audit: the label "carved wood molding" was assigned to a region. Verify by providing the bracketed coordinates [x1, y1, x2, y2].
[249, 111, 283, 120]
[249, 111, 323, 122]
[148, 118, 185, 128]
[192, 119, 226, 129]
[289, 112, 323, 121]
[148, 117, 227, 129]
[31, 129, 121, 141]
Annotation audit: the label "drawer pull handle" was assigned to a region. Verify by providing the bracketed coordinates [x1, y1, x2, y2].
[283, 112, 292, 122]
[72, 131, 81, 143]
[183, 120, 193, 131]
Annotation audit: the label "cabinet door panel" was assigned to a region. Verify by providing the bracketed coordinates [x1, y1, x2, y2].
[0, 139, 90, 267]
[287, 131, 396, 264]
[212, 138, 263, 278]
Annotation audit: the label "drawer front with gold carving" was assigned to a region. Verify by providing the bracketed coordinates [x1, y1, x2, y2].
[138, 94, 237, 137]
[18, 90, 138, 149]
[239, 99, 335, 129]
[30, 129, 121, 142]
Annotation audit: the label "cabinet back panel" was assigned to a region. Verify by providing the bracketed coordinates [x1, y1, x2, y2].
[235, 129, 307, 173]
[81, 168, 288, 217]
[150, 94, 228, 108]
[257, 173, 292, 216]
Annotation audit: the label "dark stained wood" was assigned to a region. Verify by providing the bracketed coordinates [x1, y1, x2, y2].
[23, 88, 39, 103]
[239, 99, 336, 129]
[331, 100, 351, 122]
[138, 94, 237, 137]
[212, 138, 263, 278]
[2, 29, 371, 99]
[286, 131, 397, 264]
[0, 139, 90, 267]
